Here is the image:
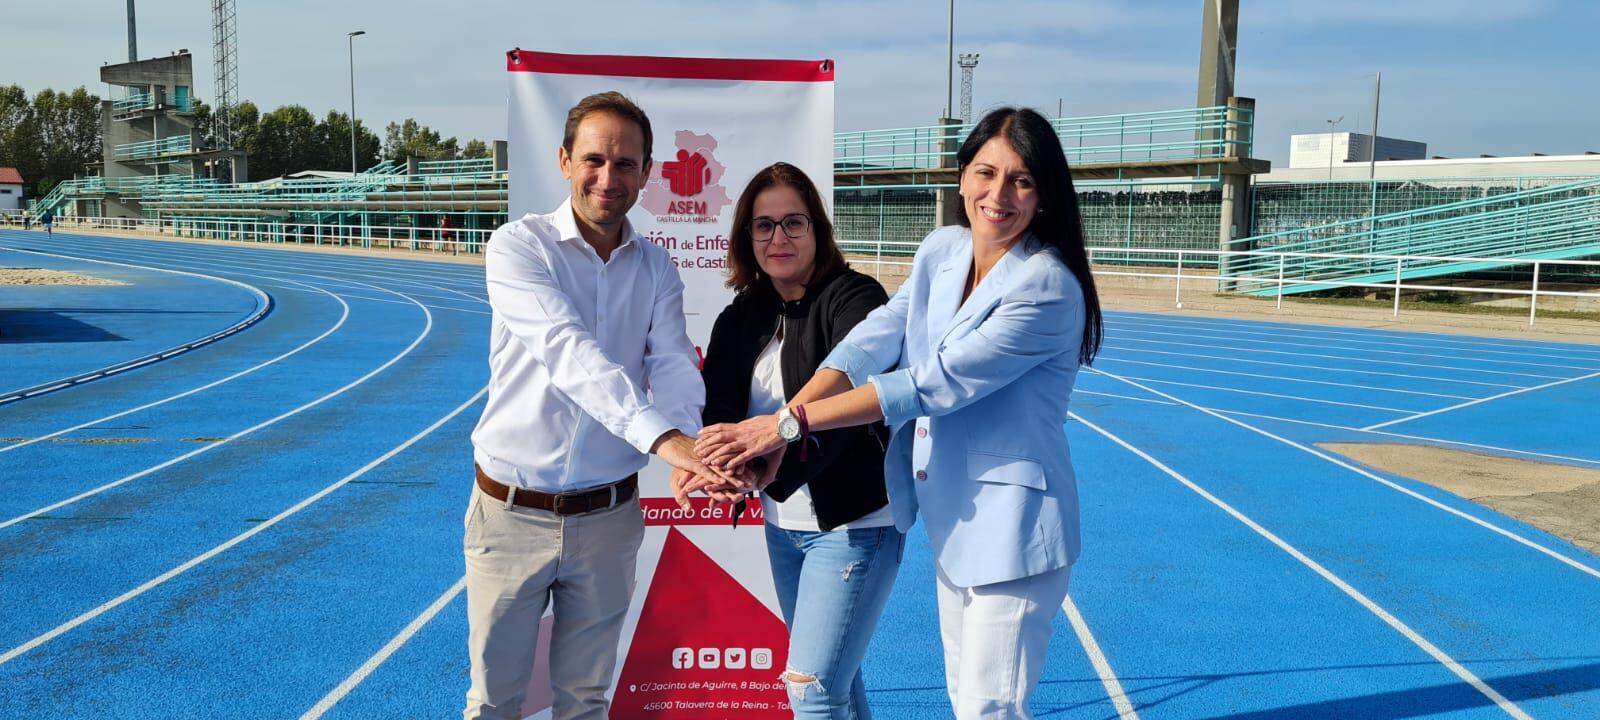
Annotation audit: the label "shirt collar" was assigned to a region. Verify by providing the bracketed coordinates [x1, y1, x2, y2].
[551, 197, 638, 251]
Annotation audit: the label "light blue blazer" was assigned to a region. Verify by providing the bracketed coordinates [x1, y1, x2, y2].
[821, 225, 1086, 587]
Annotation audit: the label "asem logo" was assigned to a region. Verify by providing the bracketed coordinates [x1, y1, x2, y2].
[661, 149, 711, 197]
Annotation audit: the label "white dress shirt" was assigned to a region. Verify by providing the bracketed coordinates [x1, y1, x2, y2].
[471, 199, 704, 492]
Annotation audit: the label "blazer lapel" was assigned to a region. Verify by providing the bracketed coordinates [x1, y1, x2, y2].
[925, 245, 969, 344]
[940, 237, 1033, 346]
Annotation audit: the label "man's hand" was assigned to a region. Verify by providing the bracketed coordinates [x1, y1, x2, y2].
[696, 414, 785, 471]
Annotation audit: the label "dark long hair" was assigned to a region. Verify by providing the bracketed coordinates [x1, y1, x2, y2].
[955, 107, 1103, 365]
[725, 162, 848, 297]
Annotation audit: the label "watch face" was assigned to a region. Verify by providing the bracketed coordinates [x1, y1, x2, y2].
[777, 415, 801, 440]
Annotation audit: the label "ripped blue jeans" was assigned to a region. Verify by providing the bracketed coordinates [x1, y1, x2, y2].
[766, 523, 905, 720]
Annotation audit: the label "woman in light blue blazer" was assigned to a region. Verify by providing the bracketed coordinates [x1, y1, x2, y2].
[695, 106, 1103, 719]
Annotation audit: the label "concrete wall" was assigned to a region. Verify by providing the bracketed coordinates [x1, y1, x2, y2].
[0, 183, 21, 210]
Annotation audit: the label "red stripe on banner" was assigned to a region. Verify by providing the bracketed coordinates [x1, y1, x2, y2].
[506, 50, 834, 82]
[641, 497, 764, 527]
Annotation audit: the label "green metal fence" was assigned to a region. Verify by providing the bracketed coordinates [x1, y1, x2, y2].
[834, 105, 1253, 177]
[1231, 176, 1600, 294]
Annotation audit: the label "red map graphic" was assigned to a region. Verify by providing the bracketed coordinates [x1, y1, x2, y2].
[612, 529, 791, 718]
[641, 130, 733, 219]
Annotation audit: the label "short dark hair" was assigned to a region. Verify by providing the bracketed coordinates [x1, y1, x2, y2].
[562, 91, 653, 162]
[725, 162, 848, 296]
[955, 107, 1103, 365]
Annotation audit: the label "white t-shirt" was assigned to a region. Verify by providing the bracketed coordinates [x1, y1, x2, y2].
[748, 331, 893, 532]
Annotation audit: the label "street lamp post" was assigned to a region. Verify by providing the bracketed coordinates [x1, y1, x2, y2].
[347, 30, 366, 175]
[1325, 115, 1344, 181]
[945, 0, 954, 119]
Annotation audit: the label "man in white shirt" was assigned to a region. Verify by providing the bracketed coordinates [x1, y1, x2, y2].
[465, 91, 731, 720]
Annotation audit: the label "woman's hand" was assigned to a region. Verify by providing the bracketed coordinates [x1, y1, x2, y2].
[696, 414, 786, 471]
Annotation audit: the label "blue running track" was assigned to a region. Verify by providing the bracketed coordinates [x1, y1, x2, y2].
[1, 228, 1596, 719]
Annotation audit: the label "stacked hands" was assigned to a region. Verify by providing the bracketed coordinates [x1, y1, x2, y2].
[664, 414, 790, 511]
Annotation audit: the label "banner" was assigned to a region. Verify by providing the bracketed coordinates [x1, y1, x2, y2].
[506, 50, 835, 719]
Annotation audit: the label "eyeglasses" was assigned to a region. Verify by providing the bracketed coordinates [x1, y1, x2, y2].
[750, 214, 811, 242]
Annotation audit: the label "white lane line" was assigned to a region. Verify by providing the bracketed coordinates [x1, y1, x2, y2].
[0, 282, 433, 531]
[0, 387, 488, 667]
[1362, 370, 1600, 431]
[1112, 314, 1600, 363]
[1111, 375, 1415, 413]
[1107, 336, 1564, 380]
[1097, 357, 1476, 400]
[1, 279, 349, 454]
[1069, 411, 1534, 720]
[1075, 389, 1179, 406]
[1085, 368, 1600, 581]
[1111, 312, 1600, 361]
[65, 234, 488, 296]
[56, 241, 492, 316]
[1100, 344, 1525, 389]
[68, 237, 491, 307]
[1203, 407, 1600, 469]
[1062, 596, 1141, 720]
[262, 284, 490, 315]
[1110, 327, 1593, 373]
[301, 577, 468, 720]
[0, 244, 274, 403]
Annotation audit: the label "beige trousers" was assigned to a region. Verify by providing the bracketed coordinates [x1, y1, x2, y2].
[463, 484, 645, 720]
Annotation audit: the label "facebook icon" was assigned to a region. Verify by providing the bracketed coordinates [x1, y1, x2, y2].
[671, 648, 694, 670]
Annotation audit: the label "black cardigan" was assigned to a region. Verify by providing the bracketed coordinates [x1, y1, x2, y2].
[700, 269, 891, 530]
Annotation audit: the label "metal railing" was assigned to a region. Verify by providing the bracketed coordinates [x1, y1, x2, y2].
[1086, 246, 1599, 326]
[111, 92, 154, 114]
[833, 105, 1253, 174]
[112, 136, 194, 161]
[15, 217, 1597, 326]
[24, 214, 495, 256]
[1230, 176, 1600, 295]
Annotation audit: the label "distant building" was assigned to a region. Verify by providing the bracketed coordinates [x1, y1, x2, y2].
[1289, 132, 1427, 169]
[0, 167, 22, 210]
[96, 50, 245, 219]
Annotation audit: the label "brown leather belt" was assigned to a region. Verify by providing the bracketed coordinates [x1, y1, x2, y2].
[474, 463, 637, 515]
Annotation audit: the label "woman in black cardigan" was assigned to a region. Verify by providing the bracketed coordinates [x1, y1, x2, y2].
[689, 162, 899, 719]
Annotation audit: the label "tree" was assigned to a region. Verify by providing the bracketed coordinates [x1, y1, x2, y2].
[462, 139, 491, 160]
[0, 85, 102, 197]
[246, 104, 319, 180]
[316, 111, 380, 172]
[382, 118, 460, 161]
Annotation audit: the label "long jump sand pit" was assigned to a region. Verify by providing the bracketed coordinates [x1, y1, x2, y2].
[1322, 442, 1600, 555]
[0, 268, 125, 286]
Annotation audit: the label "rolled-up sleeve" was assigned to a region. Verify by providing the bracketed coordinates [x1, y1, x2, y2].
[820, 274, 913, 386]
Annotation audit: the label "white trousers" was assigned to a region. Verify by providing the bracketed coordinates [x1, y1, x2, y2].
[936, 563, 1073, 720]
[463, 485, 645, 720]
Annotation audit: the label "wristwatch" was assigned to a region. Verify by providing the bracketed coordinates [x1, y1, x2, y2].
[776, 406, 802, 442]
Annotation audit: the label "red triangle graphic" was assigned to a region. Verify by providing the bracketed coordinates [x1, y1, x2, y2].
[611, 528, 792, 718]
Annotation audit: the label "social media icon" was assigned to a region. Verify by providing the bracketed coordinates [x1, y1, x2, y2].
[750, 648, 773, 670]
[671, 648, 694, 670]
[698, 648, 720, 670]
[724, 647, 746, 669]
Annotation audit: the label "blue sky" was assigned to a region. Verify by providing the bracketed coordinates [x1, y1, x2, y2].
[4, 0, 1597, 166]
